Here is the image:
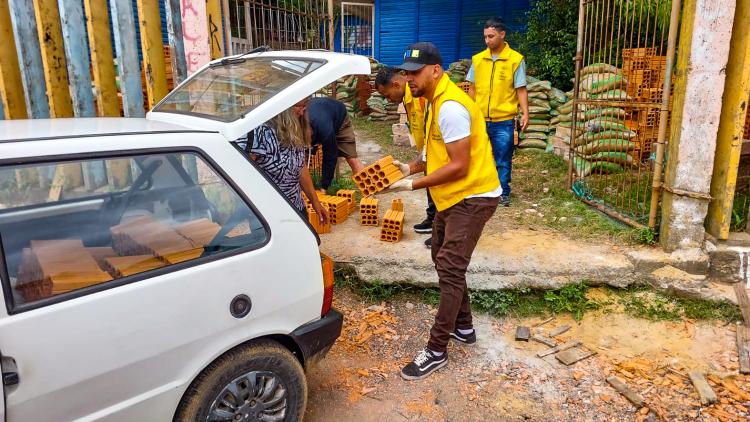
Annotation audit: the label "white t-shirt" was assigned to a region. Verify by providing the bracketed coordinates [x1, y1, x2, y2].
[435, 101, 503, 198]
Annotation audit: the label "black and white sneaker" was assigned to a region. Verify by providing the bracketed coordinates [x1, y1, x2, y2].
[450, 328, 477, 345]
[400, 348, 447, 381]
[413, 219, 433, 234]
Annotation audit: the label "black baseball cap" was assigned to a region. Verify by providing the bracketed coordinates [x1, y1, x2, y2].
[395, 42, 443, 71]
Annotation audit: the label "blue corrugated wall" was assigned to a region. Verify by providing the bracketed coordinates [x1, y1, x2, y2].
[376, 0, 531, 66]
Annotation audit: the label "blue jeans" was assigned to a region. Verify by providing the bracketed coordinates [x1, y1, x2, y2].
[486, 119, 515, 196]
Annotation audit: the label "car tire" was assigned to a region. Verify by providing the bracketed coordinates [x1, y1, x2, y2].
[174, 339, 307, 422]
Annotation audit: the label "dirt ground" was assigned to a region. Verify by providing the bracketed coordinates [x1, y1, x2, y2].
[304, 288, 750, 422]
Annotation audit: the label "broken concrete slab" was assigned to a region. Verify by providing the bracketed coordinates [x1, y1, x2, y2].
[549, 325, 571, 337]
[537, 340, 581, 358]
[515, 326, 531, 341]
[555, 347, 596, 365]
[606, 376, 645, 407]
[688, 371, 718, 405]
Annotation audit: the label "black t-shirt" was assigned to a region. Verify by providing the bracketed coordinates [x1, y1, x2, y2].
[307, 97, 348, 188]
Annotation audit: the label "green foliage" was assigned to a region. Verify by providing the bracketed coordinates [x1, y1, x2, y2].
[633, 227, 657, 245]
[617, 0, 673, 36]
[544, 282, 599, 320]
[610, 285, 743, 322]
[518, 0, 578, 90]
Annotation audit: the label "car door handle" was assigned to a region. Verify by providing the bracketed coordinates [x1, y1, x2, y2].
[2, 371, 18, 386]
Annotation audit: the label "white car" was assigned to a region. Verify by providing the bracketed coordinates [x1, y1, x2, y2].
[0, 51, 370, 421]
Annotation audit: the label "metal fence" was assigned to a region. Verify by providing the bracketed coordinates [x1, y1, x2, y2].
[569, 0, 680, 229]
[229, 0, 330, 54]
[340, 2, 374, 57]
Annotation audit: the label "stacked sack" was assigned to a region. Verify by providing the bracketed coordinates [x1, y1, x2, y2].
[517, 77, 553, 150]
[367, 92, 399, 122]
[446, 59, 471, 83]
[571, 63, 636, 177]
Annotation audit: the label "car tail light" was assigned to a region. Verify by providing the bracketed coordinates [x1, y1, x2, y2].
[320, 253, 334, 317]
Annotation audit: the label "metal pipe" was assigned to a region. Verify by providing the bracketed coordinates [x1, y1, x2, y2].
[648, 0, 682, 229]
[580, 197, 647, 229]
[568, 0, 587, 189]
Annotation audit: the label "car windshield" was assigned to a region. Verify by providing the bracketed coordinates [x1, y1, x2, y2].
[153, 57, 325, 122]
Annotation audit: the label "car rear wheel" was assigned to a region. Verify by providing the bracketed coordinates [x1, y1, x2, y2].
[174, 340, 307, 422]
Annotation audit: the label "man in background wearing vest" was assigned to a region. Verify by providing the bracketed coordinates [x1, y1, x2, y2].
[467, 17, 529, 207]
[379, 42, 501, 380]
[374, 67, 434, 249]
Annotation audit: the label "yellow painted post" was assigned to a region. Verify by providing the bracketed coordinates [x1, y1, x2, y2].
[0, 0, 27, 119]
[83, 0, 119, 116]
[706, 0, 750, 239]
[33, 0, 73, 117]
[136, 0, 168, 109]
[206, 0, 224, 59]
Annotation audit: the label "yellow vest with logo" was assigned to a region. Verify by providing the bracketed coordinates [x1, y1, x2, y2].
[425, 74, 500, 211]
[471, 43, 524, 121]
[404, 83, 427, 150]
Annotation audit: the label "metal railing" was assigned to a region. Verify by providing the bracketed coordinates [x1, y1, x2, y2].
[232, 0, 330, 53]
[569, 0, 681, 229]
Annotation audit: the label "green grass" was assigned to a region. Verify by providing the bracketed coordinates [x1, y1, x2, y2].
[606, 285, 743, 322]
[336, 265, 742, 323]
[513, 149, 643, 243]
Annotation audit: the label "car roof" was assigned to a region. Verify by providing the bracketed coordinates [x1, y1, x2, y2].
[0, 117, 216, 143]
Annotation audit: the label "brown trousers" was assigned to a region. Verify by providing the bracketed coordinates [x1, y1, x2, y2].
[427, 196, 499, 353]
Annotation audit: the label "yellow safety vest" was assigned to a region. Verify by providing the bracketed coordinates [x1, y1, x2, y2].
[471, 43, 524, 121]
[425, 74, 500, 211]
[404, 83, 427, 150]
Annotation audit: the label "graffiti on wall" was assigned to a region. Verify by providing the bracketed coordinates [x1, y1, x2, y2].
[181, 0, 210, 75]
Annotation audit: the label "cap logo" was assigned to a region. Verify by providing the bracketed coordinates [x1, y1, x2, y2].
[411, 50, 420, 58]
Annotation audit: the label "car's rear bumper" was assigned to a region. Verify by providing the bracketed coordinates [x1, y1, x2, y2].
[290, 308, 343, 368]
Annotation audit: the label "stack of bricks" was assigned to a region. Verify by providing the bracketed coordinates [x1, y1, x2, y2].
[15, 239, 114, 302]
[621, 48, 673, 155]
[359, 197, 379, 226]
[380, 199, 405, 243]
[336, 189, 357, 214]
[322, 195, 350, 225]
[307, 202, 331, 234]
[352, 156, 404, 197]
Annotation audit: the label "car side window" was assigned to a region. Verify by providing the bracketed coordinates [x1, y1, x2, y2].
[0, 151, 268, 309]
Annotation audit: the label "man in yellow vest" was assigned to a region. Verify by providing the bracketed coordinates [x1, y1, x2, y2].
[467, 17, 529, 207]
[374, 67, 434, 248]
[379, 42, 501, 380]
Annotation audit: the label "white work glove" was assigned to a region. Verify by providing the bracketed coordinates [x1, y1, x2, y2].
[392, 160, 411, 177]
[383, 178, 413, 193]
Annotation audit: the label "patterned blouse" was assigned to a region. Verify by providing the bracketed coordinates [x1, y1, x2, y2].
[244, 124, 307, 212]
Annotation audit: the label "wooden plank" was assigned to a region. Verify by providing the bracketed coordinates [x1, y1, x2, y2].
[83, 0, 118, 116]
[135, 0, 168, 109]
[550, 325, 571, 337]
[706, 0, 750, 239]
[689, 370, 718, 405]
[515, 326, 530, 341]
[555, 347, 595, 365]
[734, 283, 750, 325]
[606, 376, 645, 407]
[32, 0, 73, 117]
[58, 0, 95, 117]
[537, 340, 581, 358]
[163, 0, 187, 86]
[737, 325, 750, 375]
[106, 159, 131, 189]
[81, 161, 107, 191]
[205, 0, 224, 60]
[110, 0, 144, 117]
[533, 316, 555, 327]
[7, 0, 49, 118]
[0, 0, 27, 119]
[531, 335, 557, 348]
[221, 0, 231, 56]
